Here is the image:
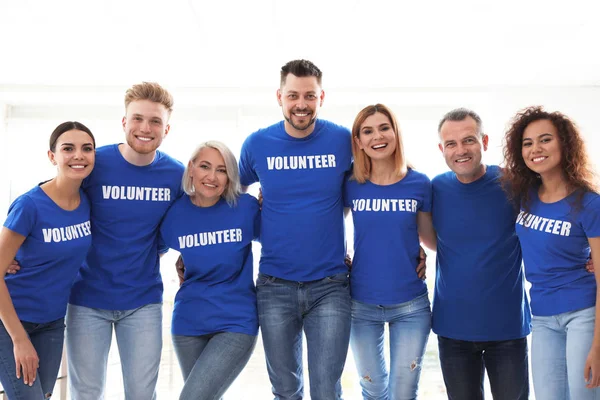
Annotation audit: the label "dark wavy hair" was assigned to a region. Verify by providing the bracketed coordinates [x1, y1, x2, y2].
[501, 106, 597, 210]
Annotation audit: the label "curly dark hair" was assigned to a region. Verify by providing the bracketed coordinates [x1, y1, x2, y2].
[501, 106, 597, 211]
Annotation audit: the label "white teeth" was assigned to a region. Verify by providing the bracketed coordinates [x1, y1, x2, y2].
[456, 158, 471, 163]
[294, 113, 309, 117]
[137, 137, 152, 142]
[532, 156, 547, 163]
[372, 144, 387, 149]
[70, 165, 85, 169]
[203, 183, 217, 188]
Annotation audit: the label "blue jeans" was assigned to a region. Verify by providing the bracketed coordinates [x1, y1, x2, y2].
[0, 318, 64, 400]
[350, 293, 431, 400]
[532, 306, 600, 399]
[256, 272, 351, 400]
[172, 332, 257, 400]
[438, 336, 529, 400]
[65, 303, 162, 400]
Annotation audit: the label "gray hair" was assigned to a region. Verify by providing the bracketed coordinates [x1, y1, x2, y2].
[182, 141, 241, 206]
[438, 108, 484, 137]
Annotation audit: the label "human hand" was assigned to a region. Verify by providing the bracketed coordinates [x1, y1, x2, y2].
[586, 257, 595, 274]
[6, 259, 20, 275]
[13, 337, 39, 386]
[175, 255, 185, 286]
[416, 246, 427, 280]
[585, 346, 600, 388]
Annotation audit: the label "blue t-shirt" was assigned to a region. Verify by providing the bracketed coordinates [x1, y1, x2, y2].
[160, 194, 260, 336]
[4, 186, 91, 323]
[516, 190, 600, 316]
[344, 169, 431, 304]
[239, 119, 352, 281]
[432, 165, 531, 341]
[69, 144, 184, 310]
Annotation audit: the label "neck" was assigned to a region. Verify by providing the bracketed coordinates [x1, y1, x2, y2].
[539, 169, 570, 200]
[283, 120, 316, 139]
[119, 143, 156, 166]
[190, 194, 220, 208]
[52, 175, 82, 196]
[369, 158, 405, 185]
[456, 164, 486, 184]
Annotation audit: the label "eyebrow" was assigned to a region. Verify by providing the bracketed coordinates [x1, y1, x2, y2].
[361, 123, 390, 130]
[523, 133, 552, 141]
[133, 113, 163, 121]
[198, 160, 226, 168]
[60, 142, 94, 146]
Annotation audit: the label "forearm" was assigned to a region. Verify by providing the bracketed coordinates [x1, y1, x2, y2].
[0, 281, 28, 343]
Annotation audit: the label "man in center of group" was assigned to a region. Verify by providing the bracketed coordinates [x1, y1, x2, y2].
[431, 108, 531, 399]
[238, 59, 353, 400]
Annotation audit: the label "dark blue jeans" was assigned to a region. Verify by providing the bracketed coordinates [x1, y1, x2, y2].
[438, 336, 529, 400]
[256, 272, 351, 400]
[0, 318, 65, 400]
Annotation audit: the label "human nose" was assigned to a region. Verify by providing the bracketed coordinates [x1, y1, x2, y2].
[73, 148, 84, 159]
[140, 120, 151, 133]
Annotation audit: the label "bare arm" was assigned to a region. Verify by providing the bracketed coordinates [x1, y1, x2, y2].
[417, 211, 437, 251]
[585, 236, 600, 388]
[0, 227, 38, 386]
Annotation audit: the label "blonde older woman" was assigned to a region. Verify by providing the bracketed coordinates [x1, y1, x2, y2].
[160, 141, 259, 400]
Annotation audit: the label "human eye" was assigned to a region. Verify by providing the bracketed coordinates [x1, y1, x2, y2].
[63, 146, 73, 152]
[306, 94, 317, 100]
[445, 142, 455, 148]
[83, 145, 94, 152]
[288, 94, 298, 99]
[362, 129, 372, 135]
[199, 164, 209, 170]
[522, 140, 532, 147]
[217, 168, 227, 174]
[381, 125, 391, 131]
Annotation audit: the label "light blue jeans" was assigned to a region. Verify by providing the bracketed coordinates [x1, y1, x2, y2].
[256, 272, 352, 400]
[350, 293, 431, 400]
[532, 306, 600, 400]
[65, 303, 163, 400]
[172, 332, 257, 400]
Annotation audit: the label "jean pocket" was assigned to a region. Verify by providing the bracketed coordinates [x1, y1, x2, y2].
[256, 273, 276, 287]
[324, 272, 350, 284]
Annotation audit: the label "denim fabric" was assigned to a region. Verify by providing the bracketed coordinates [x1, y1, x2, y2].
[256, 272, 351, 400]
[532, 306, 600, 400]
[0, 318, 64, 400]
[66, 303, 162, 400]
[438, 335, 529, 400]
[349, 293, 431, 400]
[172, 332, 256, 400]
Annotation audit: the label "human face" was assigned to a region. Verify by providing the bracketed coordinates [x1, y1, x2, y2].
[48, 129, 95, 181]
[189, 147, 228, 207]
[438, 117, 488, 183]
[277, 74, 324, 137]
[521, 119, 562, 177]
[122, 99, 170, 155]
[355, 112, 397, 162]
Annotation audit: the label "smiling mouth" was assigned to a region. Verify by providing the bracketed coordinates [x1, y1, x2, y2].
[532, 156, 547, 164]
[293, 111, 311, 118]
[455, 157, 472, 163]
[136, 136, 153, 142]
[372, 144, 387, 150]
[202, 183, 217, 188]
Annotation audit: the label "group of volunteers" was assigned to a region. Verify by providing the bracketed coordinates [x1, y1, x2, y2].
[0, 58, 598, 400]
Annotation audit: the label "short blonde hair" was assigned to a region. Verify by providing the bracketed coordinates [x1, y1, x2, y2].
[351, 104, 407, 183]
[182, 141, 241, 206]
[124, 82, 174, 116]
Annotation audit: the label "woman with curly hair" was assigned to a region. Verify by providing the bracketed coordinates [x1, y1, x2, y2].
[502, 106, 600, 399]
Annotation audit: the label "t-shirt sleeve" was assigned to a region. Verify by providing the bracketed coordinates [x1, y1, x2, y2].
[239, 137, 258, 187]
[250, 197, 261, 241]
[342, 176, 352, 208]
[3, 195, 37, 237]
[420, 176, 433, 213]
[582, 196, 600, 238]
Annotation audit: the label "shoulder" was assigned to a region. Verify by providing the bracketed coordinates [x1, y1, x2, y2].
[155, 151, 185, 171]
[582, 191, 600, 209]
[244, 122, 283, 145]
[238, 193, 259, 211]
[408, 168, 431, 184]
[95, 144, 118, 159]
[9, 187, 40, 212]
[432, 171, 454, 186]
[317, 120, 351, 140]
